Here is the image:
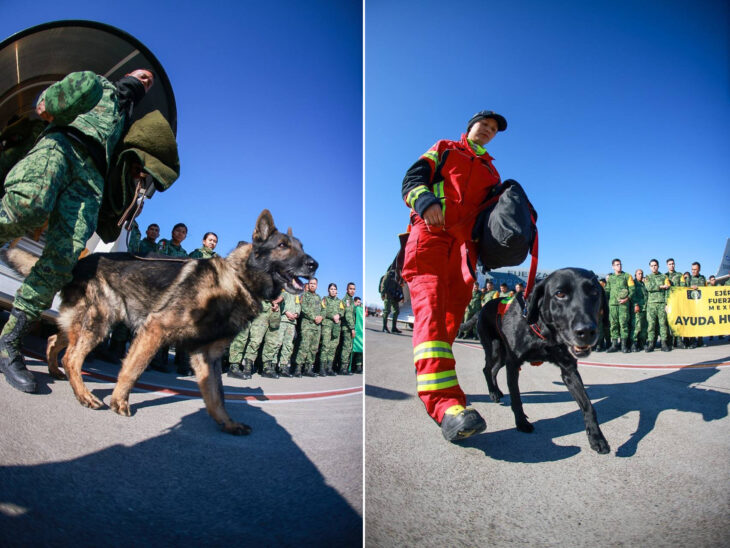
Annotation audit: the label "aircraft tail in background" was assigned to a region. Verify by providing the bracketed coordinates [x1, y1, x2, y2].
[716, 238, 730, 283]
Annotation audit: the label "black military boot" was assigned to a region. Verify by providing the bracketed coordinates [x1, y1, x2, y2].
[241, 358, 253, 380]
[440, 405, 486, 442]
[302, 364, 317, 377]
[339, 364, 353, 375]
[630, 341, 640, 353]
[621, 339, 631, 353]
[322, 361, 336, 376]
[0, 308, 37, 393]
[606, 340, 620, 353]
[279, 363, 293, 378]
[644, 342, 654, 353]
[227, 360, 246, 379]
[391, 319, 402, 334]
[661, 340, 671, 352]
[382, 319, 390, 333]
[261, 361, 279, 379]
[292, 364, 302, 378]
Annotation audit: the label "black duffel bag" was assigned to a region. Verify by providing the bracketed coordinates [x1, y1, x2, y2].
[472, 179, 537, 272]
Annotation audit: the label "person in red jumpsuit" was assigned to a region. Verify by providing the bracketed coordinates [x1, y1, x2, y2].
[401, 110, 506, 441]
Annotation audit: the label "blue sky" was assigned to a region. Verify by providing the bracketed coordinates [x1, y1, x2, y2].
[365, 0, 729, 304]
[1, 0, 363, 298]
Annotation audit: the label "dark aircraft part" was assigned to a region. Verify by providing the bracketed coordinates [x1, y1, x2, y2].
[0, 20, 176, 135]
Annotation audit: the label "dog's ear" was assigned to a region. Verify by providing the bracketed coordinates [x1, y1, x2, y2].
[525, 278, 546, 325]
[287, 227, 293, 237]
[253, 210, 276, 242]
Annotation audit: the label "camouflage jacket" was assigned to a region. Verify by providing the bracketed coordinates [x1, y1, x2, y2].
[300, 291, 324, 327]
[322, 295, 345, 326]
[632, 280, 648, 307]
[341, 294, 356, 330]
[128, 223, 157, 255]
[666, 271, 684, 287]
[157, 239, 188, 257]
[39, 71, 127, 170]
[687, 275, 706, 288]
[465, 289, 482, 316]
[606, 271, 635, 305]
[481, 289, 499, 305]
[189, 247, 218, 259]
[644, 272, 671, 304]
[280, 290, 302, 324]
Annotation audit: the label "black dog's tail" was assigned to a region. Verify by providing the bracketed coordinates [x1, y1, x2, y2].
[459, 313, 480, 335]
[0, 247, 38, 277]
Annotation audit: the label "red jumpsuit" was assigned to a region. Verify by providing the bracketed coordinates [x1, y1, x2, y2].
[401, 134, 501, 423]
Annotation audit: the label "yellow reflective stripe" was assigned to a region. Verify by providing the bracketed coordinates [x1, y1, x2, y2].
[413, 341, 453, 362]
[406, 185, 429, 207]
[416, 369, 456, 381]
[433, 180, 446, 216]
[417, 369, 459, 391]
[422, 150, 438, 164]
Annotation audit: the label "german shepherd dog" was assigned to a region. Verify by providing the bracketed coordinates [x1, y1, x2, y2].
[477, 268, 611, 454]
[4, 210, 317, 435]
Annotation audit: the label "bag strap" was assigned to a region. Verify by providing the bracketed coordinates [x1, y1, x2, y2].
[523, 215, 539, 300]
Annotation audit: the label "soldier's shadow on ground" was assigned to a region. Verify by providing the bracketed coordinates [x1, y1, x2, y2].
[0, 400, 362, 546]
[462, 367, 729, 462]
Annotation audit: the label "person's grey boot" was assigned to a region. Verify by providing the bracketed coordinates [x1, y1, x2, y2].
[0, 308, 37, 393]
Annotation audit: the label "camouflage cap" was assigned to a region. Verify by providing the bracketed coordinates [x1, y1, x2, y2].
[40, 71, 103, 126]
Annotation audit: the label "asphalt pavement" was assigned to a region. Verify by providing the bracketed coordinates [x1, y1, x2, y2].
[365, 316, 730, 547]
[0, 337, 363, 546]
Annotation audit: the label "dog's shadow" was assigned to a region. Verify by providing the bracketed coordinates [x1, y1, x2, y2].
[463, 366, 729, 461]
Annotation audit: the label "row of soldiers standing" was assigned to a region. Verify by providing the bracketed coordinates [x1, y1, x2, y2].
[226, 278, 361, 379]
[600, 258, 721, 353]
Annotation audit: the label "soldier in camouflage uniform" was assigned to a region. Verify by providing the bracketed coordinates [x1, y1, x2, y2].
[664, 258, 685, 348]
[686, 262, 707, 349]
[128, 221, 160, 255]
[319, 283, 343, 376]
[0, 69, 154, 393]
[630, 269, 648, 352]
[294, 277, 324, 377]
[338, 282, 357, 375]
[157, 223, 188, 256]
[462, 282, 482, 339]
[644, 259, 671, 352]
[380, 268, 403, 333]
[481, 280, 499, 306]
[244, 297, 283, 378]
[605, 258, 635, 353]
[189, 232, 219, 258]
[227, 324, 252, 379]
[261, 289, 301, 377]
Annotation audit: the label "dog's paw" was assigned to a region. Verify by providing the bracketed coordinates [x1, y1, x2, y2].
[223, 421, 252, 436]
[489, 390, 503, 403]
[110, 398, 132, 417]
[48, 368, 67, 381]
[516, 419, 534, 433]
[590, 435, 610, 454]
[77, 391, 103, 409]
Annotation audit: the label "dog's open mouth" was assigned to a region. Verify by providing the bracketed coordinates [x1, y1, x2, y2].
[274, 271, 307, 294]
[571, 344, 592, 357]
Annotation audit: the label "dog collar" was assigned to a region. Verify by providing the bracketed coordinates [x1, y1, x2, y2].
[529, 322, 546, 341]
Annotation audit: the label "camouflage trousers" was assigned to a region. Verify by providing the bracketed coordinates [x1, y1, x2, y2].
[261, 319, 295, 364]
[631, 305, 647, 344]
[383, 298, 399, 327]
[244, 311, 279, 362]
[339, 327, 353, 371]
[646, 302, 669, 342]
[295, 324, 321, 366]
[319, 319, 341, 364]
[609, 303, 631, 340]
[228, 324, 251, 364]
[0, 134, 103, 321]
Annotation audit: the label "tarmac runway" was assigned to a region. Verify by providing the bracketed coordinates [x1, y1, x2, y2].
[0, 336, 363, 546]
[365, 317, 730, 547]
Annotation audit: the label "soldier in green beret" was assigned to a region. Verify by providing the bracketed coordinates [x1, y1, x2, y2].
[605, 258, 636, 353]
[189, 232, 219, 258]
[0, 69, 154, 393]
[157, 222, 188, 257]
[319, 283, 343, 376]
[644, 259, 672, 352]
[294, 277, 325, 377]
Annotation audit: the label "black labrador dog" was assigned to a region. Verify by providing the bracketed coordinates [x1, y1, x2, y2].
[477, 268, 611, 454]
